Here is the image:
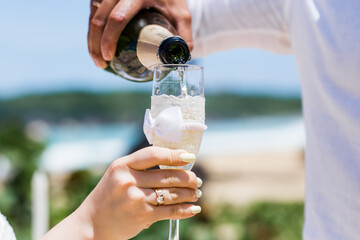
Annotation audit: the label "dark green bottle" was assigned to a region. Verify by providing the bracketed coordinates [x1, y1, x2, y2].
[105, 8, 191, 82]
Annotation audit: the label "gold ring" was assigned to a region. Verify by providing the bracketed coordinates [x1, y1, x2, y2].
[154, 189, 164, 206]
[92, 1, 101, 8]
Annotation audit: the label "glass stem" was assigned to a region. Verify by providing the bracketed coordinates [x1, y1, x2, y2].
[169, 219, 179, 240]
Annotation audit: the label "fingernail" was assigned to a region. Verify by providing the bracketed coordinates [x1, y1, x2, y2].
[196, 189, 202, 198]
[180, 153, 196, 163]
[197, 177, 203, 187]
[94, 59, 107, 69]
[103, 52, 112, 61]
[94, 59, 101, 67]
[190, 205, 201, 214]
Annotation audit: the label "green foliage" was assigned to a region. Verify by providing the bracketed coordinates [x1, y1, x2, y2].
[0, 92, 151, 124]
[131, 202, 304, 240]
[206, 94, 301, 119]
[49, 170, 103, 227]
[0, 92, 301, 124]
[0, 118, 45, 240]
[242, 202, 304, 240]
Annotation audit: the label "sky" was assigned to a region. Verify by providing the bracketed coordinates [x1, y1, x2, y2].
[0, 0, 301, 98]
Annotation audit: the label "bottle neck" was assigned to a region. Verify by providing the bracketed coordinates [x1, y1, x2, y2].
[158, 36, 190, 64]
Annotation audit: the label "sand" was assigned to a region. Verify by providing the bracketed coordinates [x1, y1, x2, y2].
[197, 149, 305, 207]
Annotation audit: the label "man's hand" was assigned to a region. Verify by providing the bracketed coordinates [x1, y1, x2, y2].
[87, 0, 193, 68]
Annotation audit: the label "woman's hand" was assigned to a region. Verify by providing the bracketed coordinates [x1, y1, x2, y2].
[42, 146, 202, 240]
[87, 0, 193, 68]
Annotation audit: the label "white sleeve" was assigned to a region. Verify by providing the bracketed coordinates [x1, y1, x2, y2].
[0, 213, 16, 240]
[187, 0, 292, 57]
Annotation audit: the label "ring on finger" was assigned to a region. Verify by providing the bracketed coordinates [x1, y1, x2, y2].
[154, 189, 165, 206]
[92, 1, 101, 8]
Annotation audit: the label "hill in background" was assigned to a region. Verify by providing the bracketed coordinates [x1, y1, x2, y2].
[0, 91, 302, 124]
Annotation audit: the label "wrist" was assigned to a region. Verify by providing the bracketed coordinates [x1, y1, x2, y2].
[72, 199, 94, 240]
[41, 199, 93, 240]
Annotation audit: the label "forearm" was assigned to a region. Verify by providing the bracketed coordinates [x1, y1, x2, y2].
[41, 203, 93, 240]
[188, 0, 292, 57]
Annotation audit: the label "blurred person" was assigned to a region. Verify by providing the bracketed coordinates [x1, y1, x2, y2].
[0, 147, 202, 240]
[87, 0, 360, 239]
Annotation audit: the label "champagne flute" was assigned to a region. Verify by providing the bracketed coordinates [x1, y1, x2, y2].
[147, 64, 205, 240]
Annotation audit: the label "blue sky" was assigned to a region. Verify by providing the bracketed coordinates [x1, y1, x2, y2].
[0, 0, 300, 98]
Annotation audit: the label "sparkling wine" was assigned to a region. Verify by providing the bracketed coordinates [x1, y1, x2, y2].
[151, 94, 205, 170]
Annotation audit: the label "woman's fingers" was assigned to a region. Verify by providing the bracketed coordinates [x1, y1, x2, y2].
[127, 146, 195, 170]
[142, 187, 201, 206]
[133, 168, 200, 190]
[101, 0, 143, 60]
[153, 204, 202, 221]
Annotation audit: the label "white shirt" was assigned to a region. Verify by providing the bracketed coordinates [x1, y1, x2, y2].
[188, 0, 360, 239]
[0, 212, 16, 240]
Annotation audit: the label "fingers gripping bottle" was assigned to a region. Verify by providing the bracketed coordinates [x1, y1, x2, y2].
[105, 8, 191, 82]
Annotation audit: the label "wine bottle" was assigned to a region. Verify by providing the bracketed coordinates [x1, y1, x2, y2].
[105, 8, 191, 82]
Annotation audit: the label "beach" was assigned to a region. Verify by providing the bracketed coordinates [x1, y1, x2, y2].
[199, 150, 305, 207]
